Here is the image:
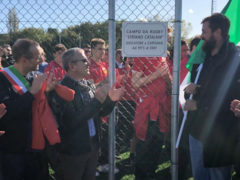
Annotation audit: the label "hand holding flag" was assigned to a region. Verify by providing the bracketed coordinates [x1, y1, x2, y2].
[0, 103, 6, 119]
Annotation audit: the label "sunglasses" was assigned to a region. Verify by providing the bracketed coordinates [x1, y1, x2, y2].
[79, 58, 89, 63]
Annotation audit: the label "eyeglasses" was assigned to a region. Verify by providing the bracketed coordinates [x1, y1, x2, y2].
[78, 58, 89, 63]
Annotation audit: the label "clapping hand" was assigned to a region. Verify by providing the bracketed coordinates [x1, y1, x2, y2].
[108, 86, 125, 102]
[30, 73, 48, 95]
[45, 72, 59, 92]
[155, 61, 169, 78]
[230, 99, 240, 117]
[95, 83, 109, 103]
[0, 131, 5, 136]
[95, 83, 125, 103]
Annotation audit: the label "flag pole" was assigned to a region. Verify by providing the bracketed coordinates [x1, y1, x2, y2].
[176, 64, 203, 148]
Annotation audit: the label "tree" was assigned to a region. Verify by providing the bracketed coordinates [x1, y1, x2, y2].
[181, 20, 192, 40]
[0, 19, 127, 58]
[68, 21, 108, 47]
[47, 28, 59, 35]
[8, 8, 19, 34]
[0, 34, 9, 45]
[145, 14, 193, 40]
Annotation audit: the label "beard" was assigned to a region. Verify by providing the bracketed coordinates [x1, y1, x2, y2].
[202, 35, 217, 55]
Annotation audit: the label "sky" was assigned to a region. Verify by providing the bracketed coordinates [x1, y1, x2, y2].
[0, 0, 174, 33]
[0, 0, 230, 39]
[182, 0, 229, 38]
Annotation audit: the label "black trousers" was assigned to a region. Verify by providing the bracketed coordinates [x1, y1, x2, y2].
[0, 150, 42, 180]
[60, 138, 99, 180]
[98, 122, 109, 165]
[116, 100, 136, 153]
[134, 120, 164, 180]
[45, 144, 64, 180]
[178, 109, 192, 180]
[0, 151, 3, 180]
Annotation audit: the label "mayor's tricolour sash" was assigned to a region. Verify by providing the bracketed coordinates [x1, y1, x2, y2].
[0, 66, 30, 95]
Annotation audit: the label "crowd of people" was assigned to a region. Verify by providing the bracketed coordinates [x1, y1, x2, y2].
[1, 12, 240, 180]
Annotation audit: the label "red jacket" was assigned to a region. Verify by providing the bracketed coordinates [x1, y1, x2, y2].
[32, 82, 61, 150]
[116, 65, 135, 101]
[32, 83, 75, 150]
[87, 58, 108, 84]
[166, 56, 189, 84]
[44, 60, 66, 80]
[132, 57, 171, 141]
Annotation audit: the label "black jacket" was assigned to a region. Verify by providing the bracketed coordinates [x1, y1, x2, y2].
[48, 75, 115, 155]
[187, 41, 240, 167]
[0, 72, 34, 153]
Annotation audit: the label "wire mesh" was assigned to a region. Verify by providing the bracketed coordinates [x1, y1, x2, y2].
[0, 0, 175, 179]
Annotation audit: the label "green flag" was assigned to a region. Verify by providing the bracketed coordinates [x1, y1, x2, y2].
[222, 0, 240, 44]
[186, 0, 240, 71]
[185, 40, 205, 71]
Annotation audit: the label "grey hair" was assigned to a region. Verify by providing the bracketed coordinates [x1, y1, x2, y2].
[62, 47, 85, 71]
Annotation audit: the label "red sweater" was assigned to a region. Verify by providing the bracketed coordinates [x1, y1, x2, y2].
[132, 57, 171, 141]
[44, 60, 66, 80]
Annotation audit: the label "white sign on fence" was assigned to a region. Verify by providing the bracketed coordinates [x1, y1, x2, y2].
[122, 22, 168, 57]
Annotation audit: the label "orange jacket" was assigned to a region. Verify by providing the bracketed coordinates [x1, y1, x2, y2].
[31, 83, 75, 150]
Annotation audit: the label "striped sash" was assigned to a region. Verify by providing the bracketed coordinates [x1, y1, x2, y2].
[0, 66, 30, 95]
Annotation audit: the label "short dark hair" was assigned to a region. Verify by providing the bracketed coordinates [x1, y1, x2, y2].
[190, 36, 201, 51]
[202, 13, 230, 39]
[90, 38, 105, 49]
[116, 49, 122, 55]
[181, 40, 187, 46]
[12, 39, 40, 62]
[54, 43, 67, 53]
[83, 44, 91, 49]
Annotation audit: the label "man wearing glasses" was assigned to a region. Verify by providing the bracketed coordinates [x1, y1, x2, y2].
[48, 48, 124, 180]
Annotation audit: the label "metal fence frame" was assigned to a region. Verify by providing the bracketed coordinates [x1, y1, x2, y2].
[0, 1, 181, 179]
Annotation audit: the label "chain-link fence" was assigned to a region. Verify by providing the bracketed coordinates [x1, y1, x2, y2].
[0, 1, 176, 179]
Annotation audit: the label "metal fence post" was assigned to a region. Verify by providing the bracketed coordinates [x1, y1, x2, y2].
[171, 0, 182, 179]
[108, 0, 116, 179]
